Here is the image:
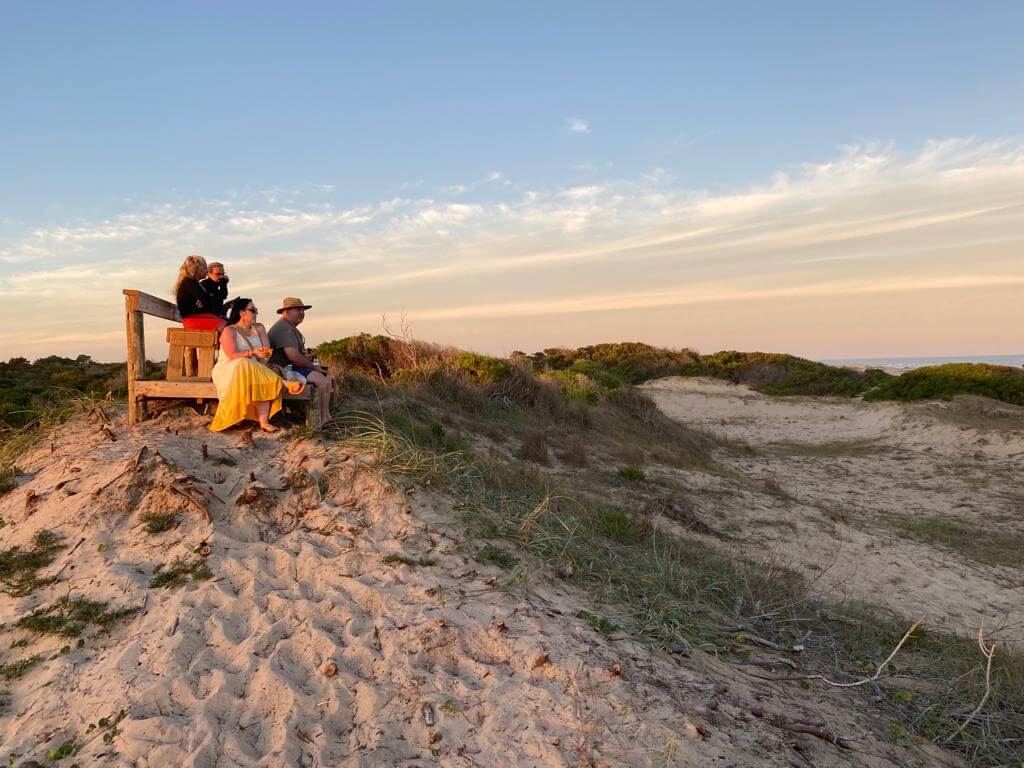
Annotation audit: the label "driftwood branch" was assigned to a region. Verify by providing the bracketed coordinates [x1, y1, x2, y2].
[945, 624, 997, 742]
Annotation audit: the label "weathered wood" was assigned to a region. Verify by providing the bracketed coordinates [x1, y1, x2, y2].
[124, 293, 146, 425]
[135, 379, 311, 401]
[166, 328, 217, 345]
[307, 385, 324, 429]
[122, 289, 180, 322]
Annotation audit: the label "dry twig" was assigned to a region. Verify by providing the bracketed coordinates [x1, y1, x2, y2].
[945, 623, 997, 742]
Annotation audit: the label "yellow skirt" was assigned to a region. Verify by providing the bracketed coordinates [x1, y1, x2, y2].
[209, 360, 283, 432]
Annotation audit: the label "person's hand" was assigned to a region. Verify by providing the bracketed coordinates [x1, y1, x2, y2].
[254, 347, 272, 360]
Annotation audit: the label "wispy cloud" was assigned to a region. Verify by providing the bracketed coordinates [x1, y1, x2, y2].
[567, 117, 591, 134]
[2, 137, 1022, 359]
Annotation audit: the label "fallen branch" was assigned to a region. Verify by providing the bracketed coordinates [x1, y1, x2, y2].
[752, 708, 855, 750]
[756, 615, 925, 689]
[169, 484, 212, 524]
[945, 624, 997, 742]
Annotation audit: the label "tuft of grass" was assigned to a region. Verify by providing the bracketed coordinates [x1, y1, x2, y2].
[577, 609, 620, 636]
[16, 596, 138, 638]
[150, 556, 213, 589]
[0, 530, 66, 597]
[0, 654, 43, 681]
[889, 515, 1024, 570]
[596, 507, 637, 543]
[326, 411, 470, 487]
[517, 432, 550, 465]
[0, 465, 17, 496]
[382, 553, 436, 567]
[616, 464, 646, 483]
[473, 544, 518, 569]
[140, 510, 177, 534]
[559, 434, 587, 467]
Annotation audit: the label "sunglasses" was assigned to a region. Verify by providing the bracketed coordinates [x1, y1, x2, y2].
[245, 306, 258, 313]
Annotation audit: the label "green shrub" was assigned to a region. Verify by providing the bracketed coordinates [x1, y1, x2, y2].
[698, 351, 891, 396]
[864, 363, 1024, 406]
[455, 352, 511, 384]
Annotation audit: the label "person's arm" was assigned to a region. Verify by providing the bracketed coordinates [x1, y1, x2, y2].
[220, 327, 259, 361]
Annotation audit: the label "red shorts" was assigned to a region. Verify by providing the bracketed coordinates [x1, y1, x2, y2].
[182, 314, 224, 331]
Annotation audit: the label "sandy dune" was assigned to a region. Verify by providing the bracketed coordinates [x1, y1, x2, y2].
[0, 406, 962, 766]
[641, 377, 1024, 644]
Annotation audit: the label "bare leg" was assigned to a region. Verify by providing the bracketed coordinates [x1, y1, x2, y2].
[255, 400, 277, 432]
[306, 371, 333, 424]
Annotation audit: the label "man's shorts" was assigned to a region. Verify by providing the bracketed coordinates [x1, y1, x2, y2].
[294, 367, 317, 377]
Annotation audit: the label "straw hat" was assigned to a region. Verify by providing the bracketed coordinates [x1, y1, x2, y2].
[276, 297, 313, 314]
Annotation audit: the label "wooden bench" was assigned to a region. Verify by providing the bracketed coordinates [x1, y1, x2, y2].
[123, 289, 322, 428]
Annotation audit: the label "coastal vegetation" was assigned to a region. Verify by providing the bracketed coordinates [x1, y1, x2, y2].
[316, 333, 1023, 767]
[864, 362, 1024, 407]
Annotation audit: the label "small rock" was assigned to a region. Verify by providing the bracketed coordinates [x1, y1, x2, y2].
[555, 564, 573, 578]
[609, 663, 621, 676]
[323, 663, 338, 678]
[532, 654, 550, 669]
[421, 702, 435, 727]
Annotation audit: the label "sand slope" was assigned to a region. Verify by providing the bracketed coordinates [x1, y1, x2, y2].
[0, 406, 962, 767]
[641, 377, 1024, 643]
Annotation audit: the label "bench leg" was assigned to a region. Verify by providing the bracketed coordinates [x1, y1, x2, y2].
[307, 386, 323, 429]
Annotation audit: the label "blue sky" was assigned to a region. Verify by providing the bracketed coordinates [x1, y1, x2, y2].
[2, 1, 1022, 360]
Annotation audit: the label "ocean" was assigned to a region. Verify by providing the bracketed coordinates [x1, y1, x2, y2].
[820, 354, 1024, 371]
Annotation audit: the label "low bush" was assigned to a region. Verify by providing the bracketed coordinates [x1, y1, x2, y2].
[864, 363, 1024, 406]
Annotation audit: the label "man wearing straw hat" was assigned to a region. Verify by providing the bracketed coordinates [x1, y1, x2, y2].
[268, 297, 332, 424]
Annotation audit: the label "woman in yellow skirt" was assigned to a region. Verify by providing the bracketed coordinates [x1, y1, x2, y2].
[210, 298, 285, 432]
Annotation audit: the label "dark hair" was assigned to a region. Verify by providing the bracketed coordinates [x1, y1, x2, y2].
[226, 297, 255, 326]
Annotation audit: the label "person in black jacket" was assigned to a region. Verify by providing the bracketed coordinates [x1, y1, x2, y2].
[173, 255, 226, 331]
[200, 261, 230, 318]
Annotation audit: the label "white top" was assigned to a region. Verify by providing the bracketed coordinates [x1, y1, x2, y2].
[211, 326, 263, 399]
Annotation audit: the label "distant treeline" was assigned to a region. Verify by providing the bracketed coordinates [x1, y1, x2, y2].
[0, 355, 126, 429]
[317, 336, 1024, 407]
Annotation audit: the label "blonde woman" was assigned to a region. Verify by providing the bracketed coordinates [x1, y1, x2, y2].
[209, 298, 288, 432]
[174, 254, 225, 331]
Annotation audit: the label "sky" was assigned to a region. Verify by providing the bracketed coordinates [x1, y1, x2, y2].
[1, 1, 1022, 362]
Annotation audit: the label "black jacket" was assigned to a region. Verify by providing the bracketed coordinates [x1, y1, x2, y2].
[176, 277, 212, 318]
[199, 276, 230, 317]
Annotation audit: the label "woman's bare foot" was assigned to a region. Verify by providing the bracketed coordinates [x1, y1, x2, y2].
[259, 422, 279, 433]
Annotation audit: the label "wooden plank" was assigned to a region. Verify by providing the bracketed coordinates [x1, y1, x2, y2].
[166, 343, 185, 380]
[135, 379, 311, 401]
[136, 380, 216, 398]
[166, 328, 217, 346]
[122, 289, 180, 322]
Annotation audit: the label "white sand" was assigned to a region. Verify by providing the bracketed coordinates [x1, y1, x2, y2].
[0, 405, 962, 766]
[641, 377, 1024, 643]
